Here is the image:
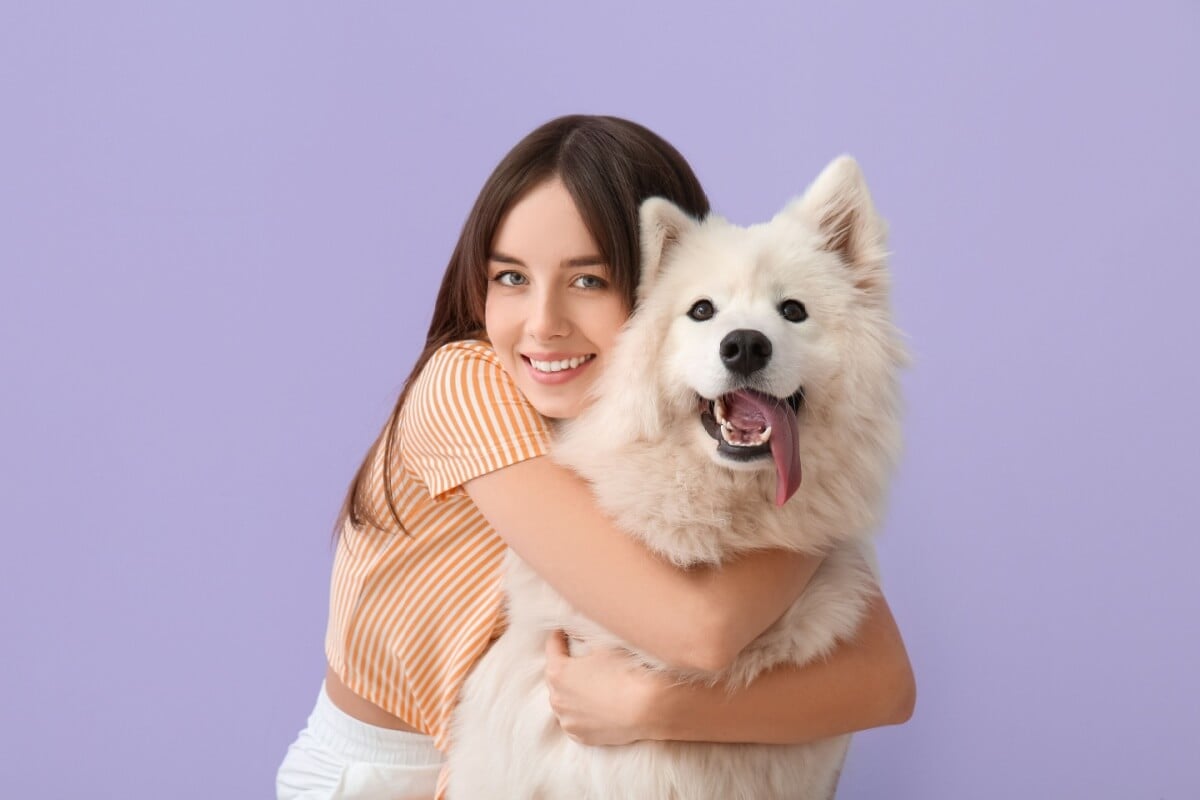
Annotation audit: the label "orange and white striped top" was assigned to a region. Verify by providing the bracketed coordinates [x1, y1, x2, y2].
[324, 339, 551, 755]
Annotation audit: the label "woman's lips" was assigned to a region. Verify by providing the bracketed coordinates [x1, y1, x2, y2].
[521, 353, 596, 385]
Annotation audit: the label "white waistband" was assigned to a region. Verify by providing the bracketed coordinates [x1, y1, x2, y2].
[308, 683, 443, 766]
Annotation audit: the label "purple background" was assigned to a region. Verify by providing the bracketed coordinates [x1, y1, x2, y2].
[3, 2, 1197, 797]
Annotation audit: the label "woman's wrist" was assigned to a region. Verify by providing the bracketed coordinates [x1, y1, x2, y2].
[630, 594, 916, 745]
[637, 668, 687, 741]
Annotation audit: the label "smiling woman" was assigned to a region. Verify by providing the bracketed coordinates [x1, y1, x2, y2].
[485, 178, 628, 419]
[277, 115, 913, 800]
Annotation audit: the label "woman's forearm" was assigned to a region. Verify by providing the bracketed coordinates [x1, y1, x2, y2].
[466, 456, 822, 672]
[645, 593, 915, 743]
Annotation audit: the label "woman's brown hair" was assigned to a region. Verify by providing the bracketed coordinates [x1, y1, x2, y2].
[339, 114, 710, 534]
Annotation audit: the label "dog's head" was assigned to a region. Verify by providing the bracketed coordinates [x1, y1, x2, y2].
[607, 156, 900, 507]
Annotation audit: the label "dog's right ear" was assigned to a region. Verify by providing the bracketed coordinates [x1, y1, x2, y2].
[638, 197, 696, 299]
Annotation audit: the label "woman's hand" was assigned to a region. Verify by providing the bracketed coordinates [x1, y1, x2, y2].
[543, 631, 663, 746]
[543, 591, 913, 747]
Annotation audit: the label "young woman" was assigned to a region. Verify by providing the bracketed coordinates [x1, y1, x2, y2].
[277, 115, 914, 800]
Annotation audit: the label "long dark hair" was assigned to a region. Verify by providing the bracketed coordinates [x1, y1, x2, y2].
[339, 115, 710, 534]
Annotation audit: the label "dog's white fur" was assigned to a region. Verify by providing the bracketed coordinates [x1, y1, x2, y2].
[448, 157, 906, 799]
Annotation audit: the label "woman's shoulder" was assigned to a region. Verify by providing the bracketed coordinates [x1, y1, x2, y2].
[418, 339, 506, 393]
[410, 338, 527, 414]
[427, 338, 501, 368]
[403, 338, 549, 495]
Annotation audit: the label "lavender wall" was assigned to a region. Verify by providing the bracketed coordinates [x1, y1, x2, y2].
[3, 2, 1197, 797]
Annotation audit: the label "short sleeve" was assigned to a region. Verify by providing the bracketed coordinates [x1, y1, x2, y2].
[404, 341, 552, 499]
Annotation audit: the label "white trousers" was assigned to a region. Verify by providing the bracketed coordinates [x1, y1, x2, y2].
[276, 683, 444, 800]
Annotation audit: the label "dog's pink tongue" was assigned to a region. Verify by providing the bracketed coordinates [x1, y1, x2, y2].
[727, 390, 802, 506]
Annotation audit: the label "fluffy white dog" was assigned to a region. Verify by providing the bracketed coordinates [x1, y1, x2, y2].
[449, 156, 905, 799]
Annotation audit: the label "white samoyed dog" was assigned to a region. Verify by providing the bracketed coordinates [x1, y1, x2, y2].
[448, 156, 906, 799]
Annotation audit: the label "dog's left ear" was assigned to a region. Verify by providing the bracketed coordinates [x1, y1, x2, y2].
[787, 156, 889, 297]
[638, 197, 697, 300]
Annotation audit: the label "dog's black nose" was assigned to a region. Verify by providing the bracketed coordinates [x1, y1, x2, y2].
[720, 329, 772, 375]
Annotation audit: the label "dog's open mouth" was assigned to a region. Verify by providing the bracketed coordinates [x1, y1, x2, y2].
[699, 389, 804, 506]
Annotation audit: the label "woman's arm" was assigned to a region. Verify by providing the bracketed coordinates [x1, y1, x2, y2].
[465, 455, 821, 673]
[543, 592, 915, 745]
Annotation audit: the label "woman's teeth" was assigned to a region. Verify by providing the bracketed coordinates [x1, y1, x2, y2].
[529, 354, 594, 373]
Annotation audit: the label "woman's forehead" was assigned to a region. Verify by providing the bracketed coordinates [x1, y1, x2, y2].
[491, 179, 603, 263]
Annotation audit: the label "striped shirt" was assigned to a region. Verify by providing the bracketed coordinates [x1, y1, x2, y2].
[324, 339, 551, 756]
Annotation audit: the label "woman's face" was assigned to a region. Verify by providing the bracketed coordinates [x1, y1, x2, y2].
[485, 177, 630, 420]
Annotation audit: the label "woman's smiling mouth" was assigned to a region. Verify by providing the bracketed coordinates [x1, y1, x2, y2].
[522, 353, 597, 384]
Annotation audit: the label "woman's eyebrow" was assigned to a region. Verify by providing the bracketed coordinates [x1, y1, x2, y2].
[564, 255, 606, 267]
[489, 251, 606, 268]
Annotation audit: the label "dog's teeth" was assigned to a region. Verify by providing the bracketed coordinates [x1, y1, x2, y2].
[761, 425, 771, 442]
[714, 399, 727, 425]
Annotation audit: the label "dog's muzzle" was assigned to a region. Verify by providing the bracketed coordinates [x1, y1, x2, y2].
[698, 388, 804, 506]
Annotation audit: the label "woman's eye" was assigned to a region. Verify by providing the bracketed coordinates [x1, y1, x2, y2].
[573, 274, 607, 290]
[493, 271, 527, 287]
[779, 299, 808, 323]
[688, 299, 715, 321]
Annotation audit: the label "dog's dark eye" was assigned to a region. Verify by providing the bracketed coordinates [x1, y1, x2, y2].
[688, 300, 715, 321]
[779, 300, 807, 323]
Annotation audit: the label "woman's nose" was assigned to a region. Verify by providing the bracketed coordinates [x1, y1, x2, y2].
[527, 291, 571, 341]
